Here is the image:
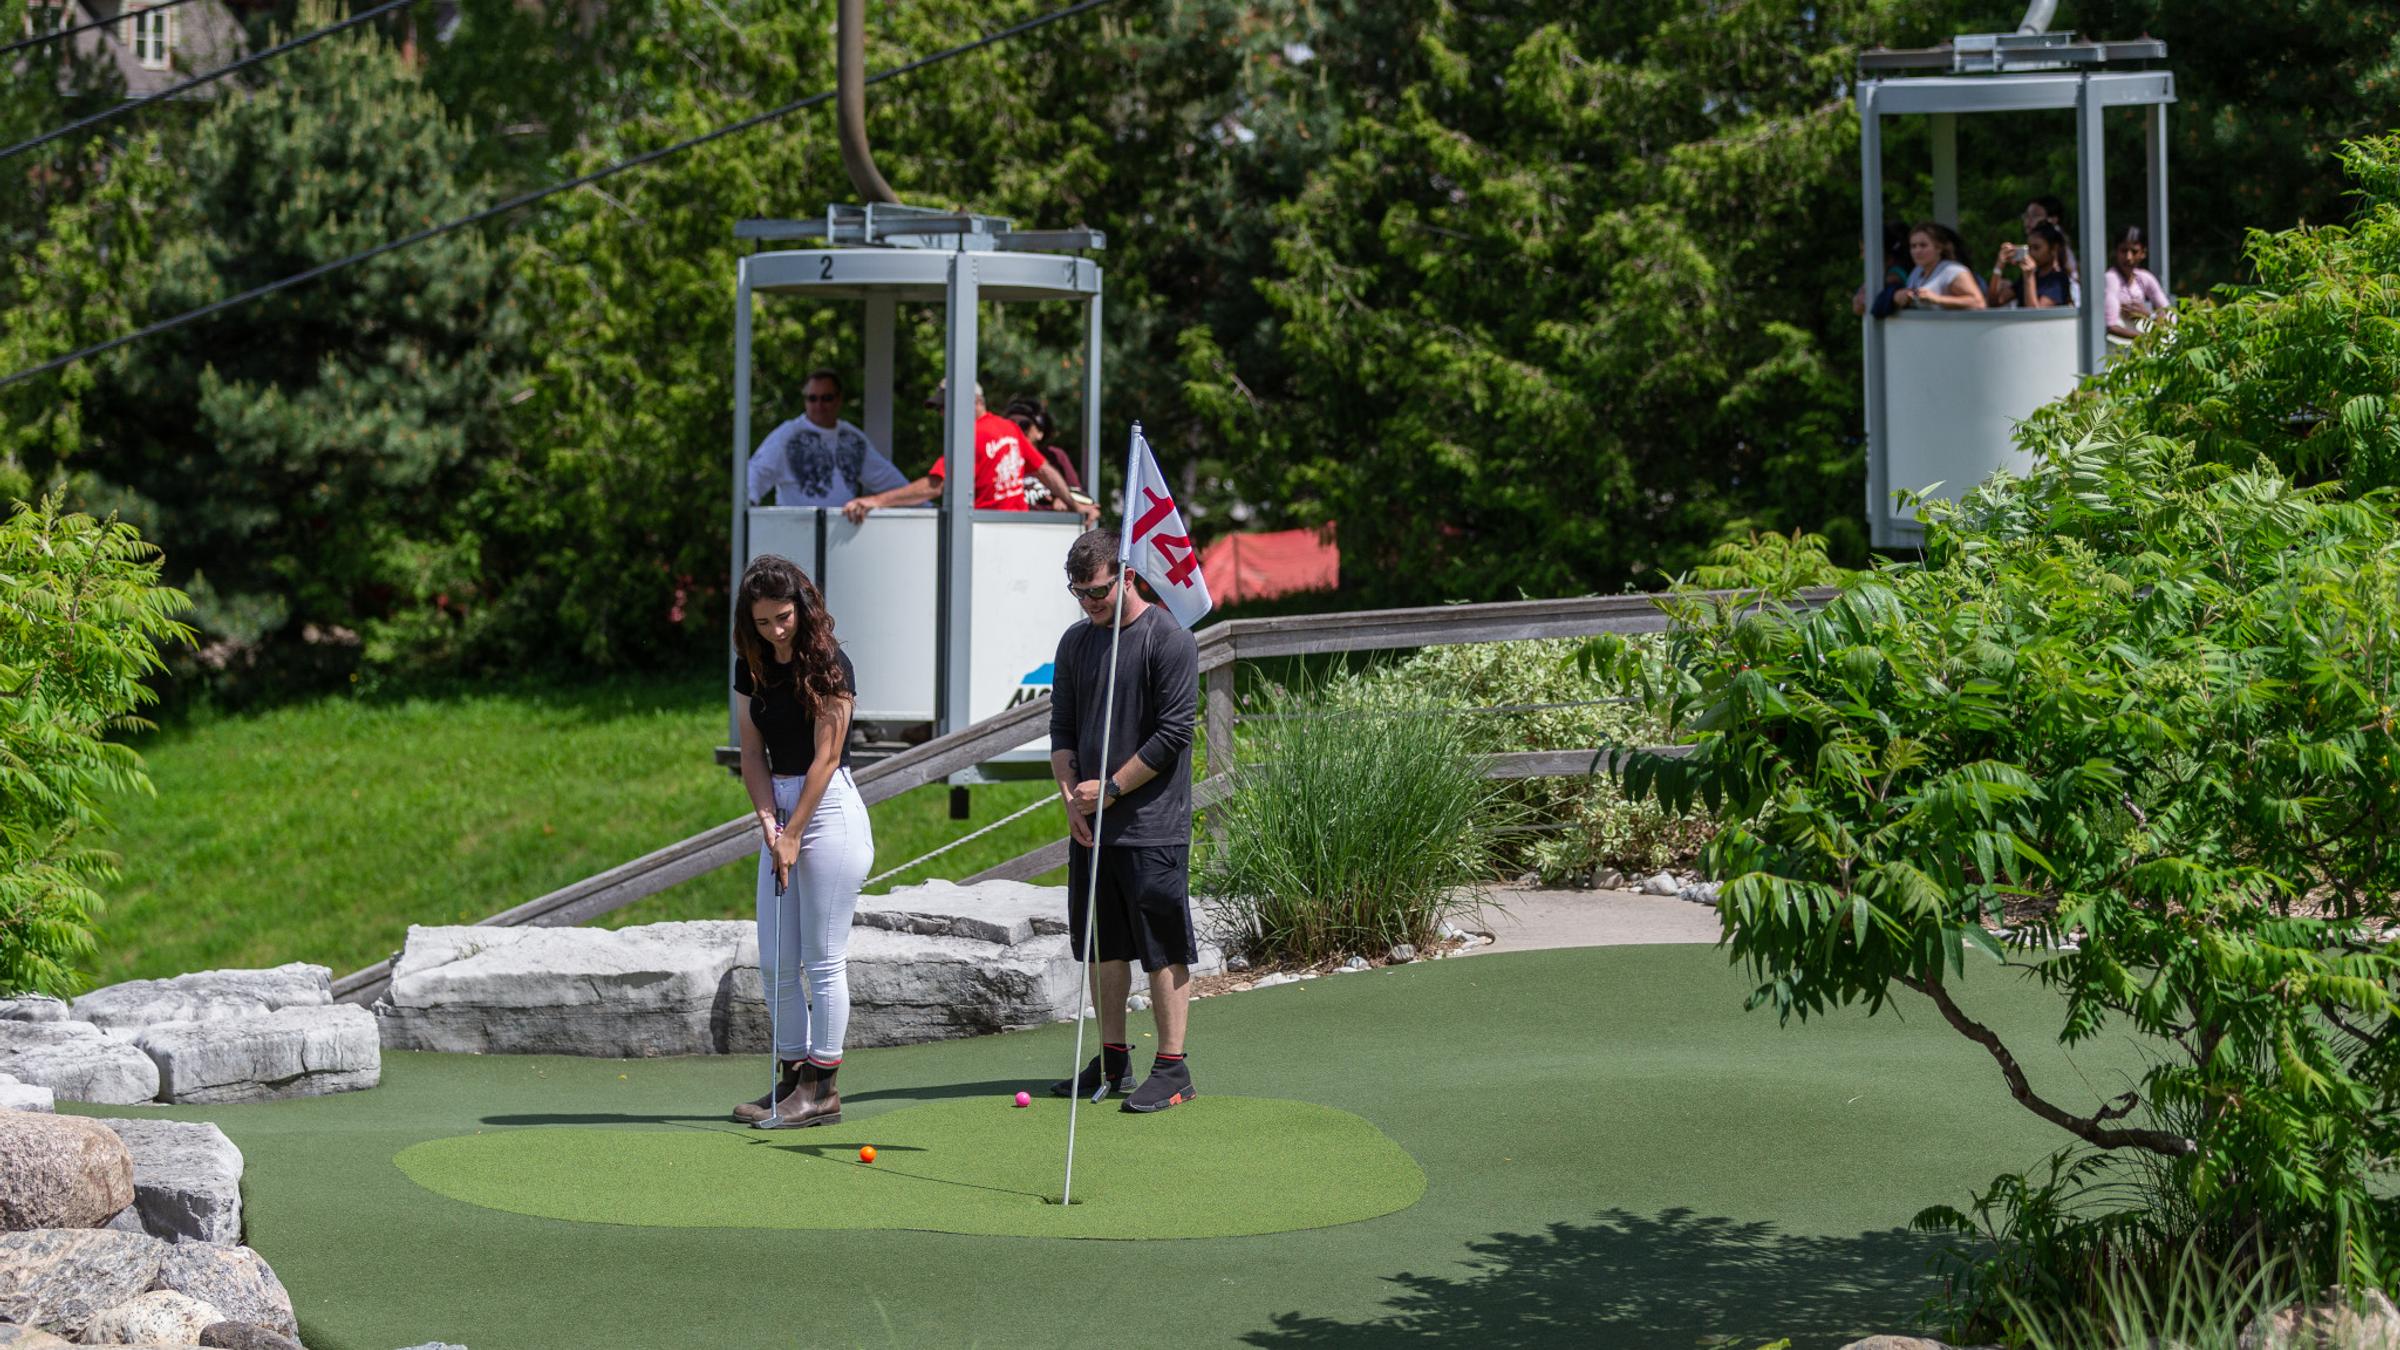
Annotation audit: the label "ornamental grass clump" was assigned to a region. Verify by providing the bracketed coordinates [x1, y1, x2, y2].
[1200, 680, 1501, 967]
[1593, 427, 2400, 1335]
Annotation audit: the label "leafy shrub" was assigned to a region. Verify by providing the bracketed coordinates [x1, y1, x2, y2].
[1342, 637, 1712, 883]
[1200, 678, 1501, 965]
[1592, 429, 2400, 1332]
[2030, 133, 2400, 494]
[0, 496, 190, 995]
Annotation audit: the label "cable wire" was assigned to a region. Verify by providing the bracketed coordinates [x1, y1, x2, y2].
[0, 0, 205, 58]
[0, 0, 425, 164]
[0, 0, 1122, 393]
[862, 791, 1055, 889]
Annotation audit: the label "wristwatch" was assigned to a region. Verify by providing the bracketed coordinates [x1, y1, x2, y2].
[1102, 780, 1123, 805]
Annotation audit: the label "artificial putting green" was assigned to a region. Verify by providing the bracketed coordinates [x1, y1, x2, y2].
[393, 1096, 1425, 1238]
[73, 945, 2159, 1349]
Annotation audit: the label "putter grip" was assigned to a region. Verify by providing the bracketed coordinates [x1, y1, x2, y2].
[772, 807, 791, 897]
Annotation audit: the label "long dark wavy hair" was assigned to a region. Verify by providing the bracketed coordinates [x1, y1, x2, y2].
[734, 554, 845, 715]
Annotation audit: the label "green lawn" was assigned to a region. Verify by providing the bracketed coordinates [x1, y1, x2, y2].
[71, 945, 2151, 1350]
[95, 674, 1069, 984]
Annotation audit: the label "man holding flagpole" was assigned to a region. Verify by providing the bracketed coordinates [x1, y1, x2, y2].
[1047, 429, 1213, 1116]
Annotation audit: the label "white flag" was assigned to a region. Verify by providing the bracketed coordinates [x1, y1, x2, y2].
[1120, 427, 1214, 629]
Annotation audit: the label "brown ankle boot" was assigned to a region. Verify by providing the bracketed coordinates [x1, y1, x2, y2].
[755, 1060, 842, 1129]
[733, 1059, 805, 1124]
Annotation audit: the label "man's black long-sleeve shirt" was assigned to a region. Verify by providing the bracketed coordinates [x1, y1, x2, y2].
[1049, 606, 1198, 846]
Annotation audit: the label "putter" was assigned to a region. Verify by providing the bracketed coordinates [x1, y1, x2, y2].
[753, 805, 790, 1129]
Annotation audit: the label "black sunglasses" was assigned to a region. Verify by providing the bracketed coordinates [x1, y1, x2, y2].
[803, 393, 840, 403]
[1067, 578, 1119, 601]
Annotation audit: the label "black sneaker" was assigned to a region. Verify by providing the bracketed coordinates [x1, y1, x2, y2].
[1123, 1057, 1196, 1114]
[1050, 1054, 1135, 1101]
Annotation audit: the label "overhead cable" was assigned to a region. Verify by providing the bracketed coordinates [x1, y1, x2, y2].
[0, 0, 1122, 393]
[0, 0, 205, 58]
[0, 0, 424, 164]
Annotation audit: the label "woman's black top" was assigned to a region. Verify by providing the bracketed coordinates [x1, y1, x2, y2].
[734, 647, 857, 776]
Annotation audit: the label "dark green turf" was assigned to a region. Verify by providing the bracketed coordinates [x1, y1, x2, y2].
[73, 946, 2155, 1350]
[394, 1096, 1425, 1238]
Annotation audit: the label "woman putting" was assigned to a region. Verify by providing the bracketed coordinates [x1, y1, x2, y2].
[730, 554, 874, 1129]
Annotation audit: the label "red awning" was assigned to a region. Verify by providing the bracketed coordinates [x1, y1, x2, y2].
[1199, 525, 1339, 604]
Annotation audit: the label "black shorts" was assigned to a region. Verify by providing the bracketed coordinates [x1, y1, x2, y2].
[1066, 843, 1196, 973]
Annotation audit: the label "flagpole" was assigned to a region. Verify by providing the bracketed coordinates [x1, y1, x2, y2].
[1062, 422, 1146, 1208]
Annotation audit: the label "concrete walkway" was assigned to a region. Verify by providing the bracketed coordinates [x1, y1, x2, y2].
[1456, 885, 1721, 954]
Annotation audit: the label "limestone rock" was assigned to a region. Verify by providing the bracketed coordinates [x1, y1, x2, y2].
[134, 1006, 379, 1105]
[92, 1120, 242, 1245]
[0, 996, 68, 1024]
[70, 965, 330, 1033]
[83, 1288, 224, 1345]
[0, 1023, 158, 1106]
[153, 1243, 296, 1338]
[834, 926, 1084, 1049]
[1835, 1340, 1958, 1350]
[0, 1112, 133, 1232]
[377, 921, 749, 1057]
[0, 1073, 54, 1114]
[0, 1324, 75, 1347]
[1638, 871, 1681, 897]
[392, 1344, 470, 1350]
[2240, 1288, 2400, 1350]
[200, 1324, 304, 1350]
[855, 878, 1070, 946]
[0, 1228, 166, 1340]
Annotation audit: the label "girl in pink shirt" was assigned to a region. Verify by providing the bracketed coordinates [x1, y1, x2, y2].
[2105, 226, 2172, 340]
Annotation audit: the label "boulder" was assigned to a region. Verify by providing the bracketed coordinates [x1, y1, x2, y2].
[856, 879, 1071, 946]
[0, 1073, 54, 1114]
[134, 1006, 379, 1105]
[92, 1120, 242, 1245]
[376, 922, 749, 1057]
[0, 1112, 133, 1232]
[1835, 1340, 1958, 1350]
[382, 886, 1229, 1057]
[392, 1344, 470, 1350]
[0, 1324, 75, 1348]
[838, 926, 1086, 1049]
[2240, 1287, 2400, 1350]
[0, 1228, 166, 1341]
[69, 966, 331, 1034]
[200, 1324, 304, 1350]
[153, 1243, 295, 1338]
[0, 1023, 158, 1105]
[82, 1288, 224, 1345]
[0, 996, 68, 1024]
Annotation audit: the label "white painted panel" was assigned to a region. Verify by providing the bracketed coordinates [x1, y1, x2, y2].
[822, 510, 940, 722]
[1882, 311, 2081, 529]
[744, 508, 821, 578]
[969, 516, 1086, 747]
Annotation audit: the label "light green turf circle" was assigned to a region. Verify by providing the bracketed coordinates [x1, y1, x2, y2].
[393, 1095, 1425, 1240]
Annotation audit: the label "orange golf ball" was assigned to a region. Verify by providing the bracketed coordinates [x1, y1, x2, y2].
[858, 1146, 876, 1164]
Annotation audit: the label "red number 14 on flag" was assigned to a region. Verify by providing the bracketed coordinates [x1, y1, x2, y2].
[1129, 488, 1201, 588]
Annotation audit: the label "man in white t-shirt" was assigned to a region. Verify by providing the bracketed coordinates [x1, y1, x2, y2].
[745, 368, 911, 510]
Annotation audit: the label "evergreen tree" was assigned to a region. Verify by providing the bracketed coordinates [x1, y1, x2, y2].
[5, 3, 525, 676]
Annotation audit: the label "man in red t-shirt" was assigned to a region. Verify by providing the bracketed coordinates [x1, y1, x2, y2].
[842, 380, 1097, 525]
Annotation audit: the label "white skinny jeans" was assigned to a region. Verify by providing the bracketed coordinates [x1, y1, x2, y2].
[756, 769, 873, 1063]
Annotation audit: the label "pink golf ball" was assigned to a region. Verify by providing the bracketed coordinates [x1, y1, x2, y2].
[1013, 1091, 1032, 1108]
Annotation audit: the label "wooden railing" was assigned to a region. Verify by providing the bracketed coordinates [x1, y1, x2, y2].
[334, 588, 1829, 1004]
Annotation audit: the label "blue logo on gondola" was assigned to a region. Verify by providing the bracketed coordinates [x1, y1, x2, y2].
[1006, 662, 1055, 708]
